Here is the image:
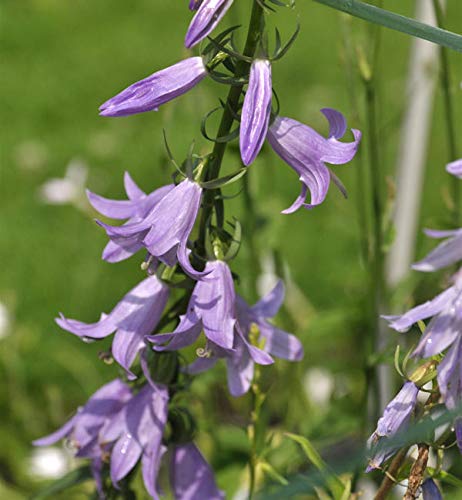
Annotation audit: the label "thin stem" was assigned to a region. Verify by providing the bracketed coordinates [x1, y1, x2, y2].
[374, 448, 409, 500]
[198, 1, 265, 255]
[432, 0, 459, 226]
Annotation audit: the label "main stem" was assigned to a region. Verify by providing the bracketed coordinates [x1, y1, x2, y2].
[432, 0, 459, 226]
[198, 1, 265, 254]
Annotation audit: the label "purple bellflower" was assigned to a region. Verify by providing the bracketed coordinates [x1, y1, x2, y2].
[185, 0, 234, 48]
[412, 228, 462, 272]
[240, 59, 272, 166]
[106, 384, 169, 499]
[56, 274, 169, 378]
[188, 280, 304, 396]
[170, 443, 224, 499]
[97, 177, 203, 278]
[267, 109, 361, 213]
[384, 272, 462, 452]
[148, 260, 275, 396]
[447, 158, 462, 178]
[87, 172, 174, 263]
[33, 379, 132, 496]
[99, 57, 207, 117]
[367, 381, 419, 471]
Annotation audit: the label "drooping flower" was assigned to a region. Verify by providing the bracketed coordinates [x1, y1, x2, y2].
[97, 177, 203, 277]
[87, 172, 174, 263]
[33, 379, 132, 496]
[148, 260, 274, 395]
[412, 228, 462, 272]
[446, 158, 462, 178]
[366, 382, 419, 471]
[240, 59, 272, 166]
[185, 0, 234, 48]
[56, 275, 169, 378]
[422, 478, 443, 500]
[384, 275, 462, 453]
[170, 443, 224, 499]
[99, 57, 207, 117]
[106, 384, 169, 499]
[266, 109, 361, 213]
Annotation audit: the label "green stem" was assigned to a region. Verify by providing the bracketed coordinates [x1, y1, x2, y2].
[432, 0, 460, 226]
[198, 1, 265, 255]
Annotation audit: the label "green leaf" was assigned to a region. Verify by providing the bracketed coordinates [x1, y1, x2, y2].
[200, 168, 247, 189]
[284, 433, 345, 499]
[428, 468, 462, 488]
[259, 461, 289, 486]
[32, 466, 94, 499]
[312, 0, 462, 53]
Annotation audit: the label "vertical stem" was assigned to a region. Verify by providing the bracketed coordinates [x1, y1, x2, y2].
[432, 0, 459, 225]
[198, 0, 265, 254]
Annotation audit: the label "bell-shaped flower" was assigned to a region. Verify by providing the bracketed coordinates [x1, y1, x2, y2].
[87, 172, 174, 263]
[266, 109, 361, 213]
[170, 442, 224, 499]
[366, 381, 419, 471]
[447, 158, 462, 178]
[98, 177, 203, 277]
[33, 379, 132, 495]
[185, 0, 234, 48]
[107, 384, 169, 499]
[148, 260, 273, 396]
[56, 275, 169, 378]
[99, 57, 207, 117]
[412, 228, 462, 272]
[240, 59, 272, 166]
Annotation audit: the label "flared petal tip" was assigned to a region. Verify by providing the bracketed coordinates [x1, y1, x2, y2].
[411, 261, 435, 272]
[446, 159, 462, 178]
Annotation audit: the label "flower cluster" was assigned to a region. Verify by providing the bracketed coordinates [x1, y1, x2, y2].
[367, 164, 462, 471]
[35, 2, 361, 498]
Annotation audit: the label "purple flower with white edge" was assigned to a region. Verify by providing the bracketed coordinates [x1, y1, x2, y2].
[267, 109, 361, 213]
[99, 57, 207, 117]
[56, 274, 169, 378]
[98, 177, 203, 278]
[33, 379, 132, 496]
[447, 158, 462, 178]
[366, 381, 419, 471]
[185, 0, 234, 48]
[170, 443, 224, 499]
[240, 59, 272, 166]
[412, 228, 462, 272]
[422, 478, 443, 500]
[87, 172, 174, 263]
[107, 384, 169, 499]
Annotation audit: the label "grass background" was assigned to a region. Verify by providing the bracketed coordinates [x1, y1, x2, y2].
[1, 0, 462, 497]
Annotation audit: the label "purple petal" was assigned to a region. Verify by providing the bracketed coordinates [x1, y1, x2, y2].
[102, 238, 144, 263]
[33, 414, 77, 446]
[258, 322, 304, 361]
[148, 313, 202, 351]
[383, 286, 457, 332]
[240, 59, 272, 166]
[186, 356, 218, 374]
[321, 108, 347, 139]
[412, 231, 462, 272]
[100, 57, 207, 117]
[422, 478, 443, 500]
[142, 443, 166, 500]
[446, 158, 462, 178]
[412, 311, 460, 358]
[124, 171, 145, 200]
[281, 184, 313, 214]
[455, 418, 462, 454]
[226, 340, 254, 397]
[185, 0, 234, 48]
[110, 432, 143, 485]
[171, 443, 224, 500]
[87, 190, 139, 219]
[376, 382, 419, 437]
[250, 280, 285, 319]
[437, 337, 462, 410]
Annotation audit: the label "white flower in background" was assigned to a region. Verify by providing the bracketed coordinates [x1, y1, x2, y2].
[38, 158, 88, 208]
[0, 301, 11, 340]
[303, 367, 334, 409]
[14, 140, 48, 171]
[28, 446, 71, 479]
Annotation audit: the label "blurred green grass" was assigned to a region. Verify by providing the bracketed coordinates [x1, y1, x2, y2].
[1, 0, 462, 497]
